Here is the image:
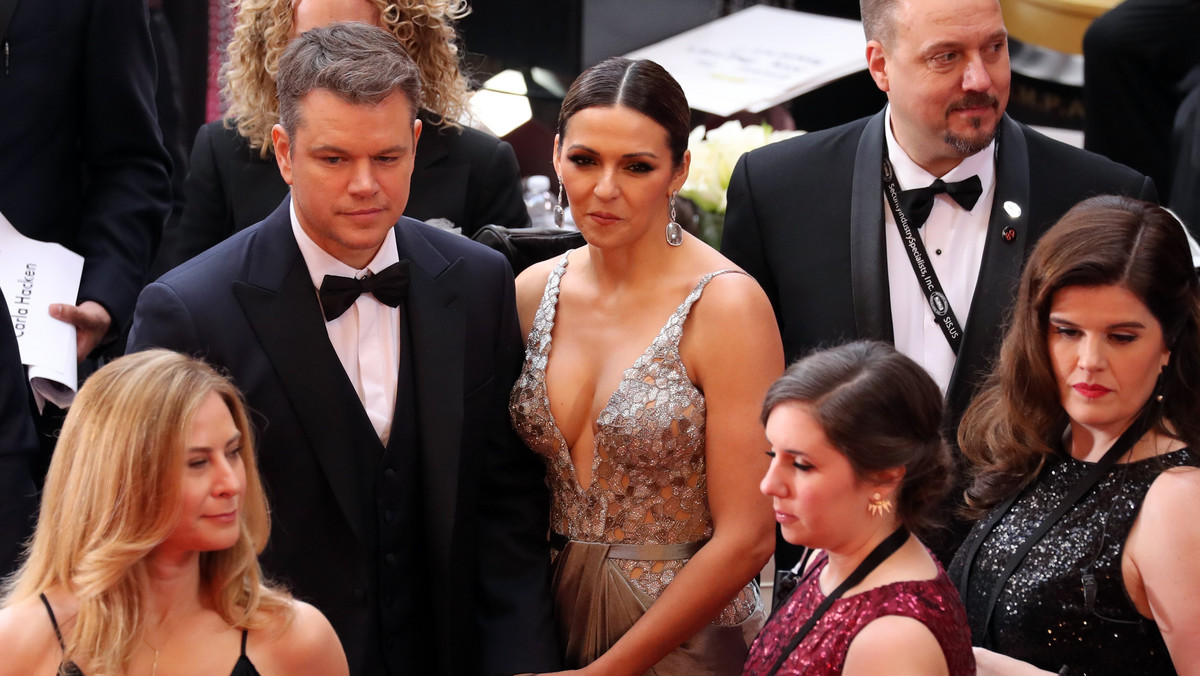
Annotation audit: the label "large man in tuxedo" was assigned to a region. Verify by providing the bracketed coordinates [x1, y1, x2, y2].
[722, 0, 1154, 566]
[128, 23, 559, 676]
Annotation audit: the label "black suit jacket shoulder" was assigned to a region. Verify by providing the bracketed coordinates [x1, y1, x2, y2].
[170, 114, 527, 268]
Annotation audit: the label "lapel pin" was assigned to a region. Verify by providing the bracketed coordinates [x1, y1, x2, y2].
[1002, 226, 1017, 243]
[1003, 201, 1022, 219]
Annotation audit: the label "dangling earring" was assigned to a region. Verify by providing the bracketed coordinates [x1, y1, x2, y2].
[665, 192, 683, 246]
[553, 177, 565, 227]
[868, 492, 893, 517]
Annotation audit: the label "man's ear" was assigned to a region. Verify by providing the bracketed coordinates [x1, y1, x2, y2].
[412, 116, 422, 147]
[866, 40, 890, 93]
[272, 124, 294, 186]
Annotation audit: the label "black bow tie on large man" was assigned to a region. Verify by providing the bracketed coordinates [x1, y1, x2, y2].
[897, 175, 983, 228]
[319, 260, 410, 321]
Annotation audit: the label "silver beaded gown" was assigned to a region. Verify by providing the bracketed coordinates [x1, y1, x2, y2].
[510, 254, 765, 674]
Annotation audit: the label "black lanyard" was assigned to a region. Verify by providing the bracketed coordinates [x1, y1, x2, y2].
[881, 146, 963, 355]
[762, 526, 910, 676]
[954, 409, 1154, 647]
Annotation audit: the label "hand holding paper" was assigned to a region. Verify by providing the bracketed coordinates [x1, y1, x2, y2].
[0, 210, 84, 409]
[49, 301, 111, 363]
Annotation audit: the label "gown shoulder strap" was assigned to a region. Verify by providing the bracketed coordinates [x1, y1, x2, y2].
[39, 592, 66, 648]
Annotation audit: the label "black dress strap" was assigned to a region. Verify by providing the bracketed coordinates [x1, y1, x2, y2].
[39, 592, 66, 648]
[241, 628, 249, 655]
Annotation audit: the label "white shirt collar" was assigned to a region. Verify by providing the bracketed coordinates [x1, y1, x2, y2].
[289, 198, 400, 290]
[883, 105, 997, 197]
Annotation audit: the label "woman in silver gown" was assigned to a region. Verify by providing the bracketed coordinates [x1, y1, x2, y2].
[509, 57, 783, 675]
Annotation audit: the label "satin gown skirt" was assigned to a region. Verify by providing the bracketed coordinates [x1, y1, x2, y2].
[552, 540, 766, 675]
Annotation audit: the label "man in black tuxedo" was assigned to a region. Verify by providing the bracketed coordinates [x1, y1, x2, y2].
[128, 23, 558, 676]
[722, 0, 1155, 566]
[0, 0, 171, 363]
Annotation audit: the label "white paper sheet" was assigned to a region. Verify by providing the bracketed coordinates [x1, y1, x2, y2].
[625, 6, 868, 117]
[0, 210, 83, 409]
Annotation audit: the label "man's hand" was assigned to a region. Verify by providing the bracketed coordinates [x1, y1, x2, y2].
[49, 301, 112, 362]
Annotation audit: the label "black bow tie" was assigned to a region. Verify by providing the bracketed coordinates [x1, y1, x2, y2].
[897, 175, 983, 228]
[319, 260, 410, 321]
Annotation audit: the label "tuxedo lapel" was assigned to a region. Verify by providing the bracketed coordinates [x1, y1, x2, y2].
[850, 110, 893, 342]
[946, 115, 1031, 423]
[231, 205, 378, 544]
[395, 222, 465, 570]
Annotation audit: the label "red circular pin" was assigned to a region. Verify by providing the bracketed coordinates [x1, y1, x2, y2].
[1002, 226, 1017, 242]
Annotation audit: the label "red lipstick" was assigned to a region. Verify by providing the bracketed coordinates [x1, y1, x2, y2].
[1073, 383, 1111, 399]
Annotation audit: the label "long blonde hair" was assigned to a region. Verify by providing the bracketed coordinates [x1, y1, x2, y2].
[2, 350, 291, 675]
[223, 0, 471, 156]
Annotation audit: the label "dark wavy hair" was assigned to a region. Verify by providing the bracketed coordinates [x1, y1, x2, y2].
[959, 195, 1200, 515]
[761, 341, 954, 539]
[556, 57, 691, 168]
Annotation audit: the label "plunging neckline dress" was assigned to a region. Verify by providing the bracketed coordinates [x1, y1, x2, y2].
[510, 253, 764, 674]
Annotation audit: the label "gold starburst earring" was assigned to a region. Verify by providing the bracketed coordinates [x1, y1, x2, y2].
[868, 492, 893, 517]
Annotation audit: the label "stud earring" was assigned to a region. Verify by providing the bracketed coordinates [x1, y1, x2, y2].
[868, 492, 893, 517]
[553, 177, 565, 227]
[665, 192, 683, 246]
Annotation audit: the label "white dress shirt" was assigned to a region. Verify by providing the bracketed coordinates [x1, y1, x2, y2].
[883, 106, 997, 393]
[291, 201, 400, 444]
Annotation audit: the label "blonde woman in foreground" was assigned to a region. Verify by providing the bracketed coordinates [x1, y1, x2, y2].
[0, 350, 347, 676]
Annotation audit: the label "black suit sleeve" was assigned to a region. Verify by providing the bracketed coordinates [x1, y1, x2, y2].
[473, 139, 529, 233]
[721, 152, 780, 311]
[475, 260, 560, 675]
[0, 301, 40, 577]
[172, 123, 235, 268]
[127, 281, 204, 357]
[75, 0, 172, 330]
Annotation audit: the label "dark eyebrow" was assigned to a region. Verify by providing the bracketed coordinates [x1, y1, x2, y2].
[308, 144, 408, 155]
[924, 30, 1007, 55]
[1049, 315, 1148, 330]
[565, 143, 660, 160]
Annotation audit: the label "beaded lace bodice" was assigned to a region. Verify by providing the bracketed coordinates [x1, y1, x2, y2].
[511, 254, 752, 618]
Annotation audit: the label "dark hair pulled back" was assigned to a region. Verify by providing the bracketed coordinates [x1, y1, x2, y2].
[762, 341, 954, 538]
[556, 57, 691, 167]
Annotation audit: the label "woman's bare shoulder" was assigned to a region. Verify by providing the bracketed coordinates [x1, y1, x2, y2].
[843, 614, 950, 676]
[0, 595, 63, 674]
[248, 600, 348, 676]
[684, 257, 777, 336]
[514, 254, 571, 331]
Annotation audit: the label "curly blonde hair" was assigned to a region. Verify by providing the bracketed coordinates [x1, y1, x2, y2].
[2, 350, 292, 675]
[223, 0, 472, 156]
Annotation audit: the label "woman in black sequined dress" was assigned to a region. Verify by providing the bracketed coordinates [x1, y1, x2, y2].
[949, 195, 1200, 675]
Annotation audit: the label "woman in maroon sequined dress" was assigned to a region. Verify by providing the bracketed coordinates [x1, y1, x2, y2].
[744, 342, 975, 676]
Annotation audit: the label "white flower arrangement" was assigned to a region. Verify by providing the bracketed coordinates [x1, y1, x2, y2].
[681, 121, 806, 215]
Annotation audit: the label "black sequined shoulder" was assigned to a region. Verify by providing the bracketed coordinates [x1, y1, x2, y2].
[950, 448, 1199, 675]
